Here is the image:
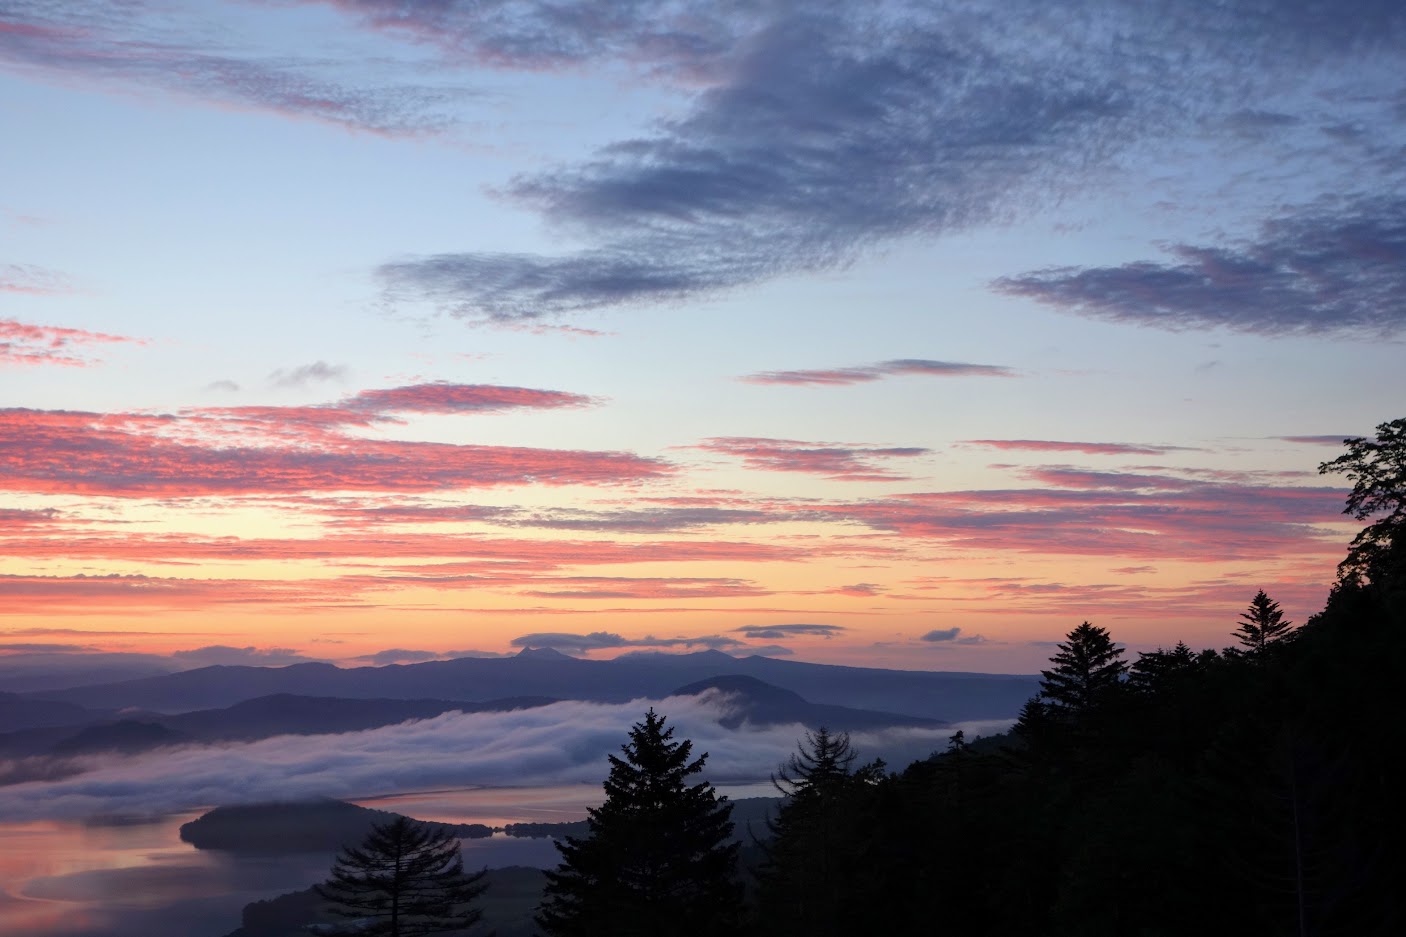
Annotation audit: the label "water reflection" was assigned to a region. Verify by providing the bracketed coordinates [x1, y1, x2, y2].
[0, 812, 328, 936]
[0, 782, 775, 936]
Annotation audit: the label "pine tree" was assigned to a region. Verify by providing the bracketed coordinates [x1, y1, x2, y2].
[315, 815, 487, 936]
[536, 708, 740, 937]
[1234, 590, 1294, 652]
[1038, 621, 1127, 717]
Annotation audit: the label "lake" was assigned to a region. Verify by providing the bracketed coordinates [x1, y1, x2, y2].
[0, 782, 776, 936]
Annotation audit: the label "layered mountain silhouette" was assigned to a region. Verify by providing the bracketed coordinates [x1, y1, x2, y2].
[0, 675, 943, 765]
[20, 648, 1036, 722]
[0, 694, 558, 761]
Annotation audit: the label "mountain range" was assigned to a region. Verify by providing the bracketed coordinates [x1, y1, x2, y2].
[19, 648, 1036, 722]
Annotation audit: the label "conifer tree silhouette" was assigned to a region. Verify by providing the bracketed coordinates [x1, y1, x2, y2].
[536, 709, 739, 937]
[1234, 590, 1295, 652]
[315, 815, 487, 936]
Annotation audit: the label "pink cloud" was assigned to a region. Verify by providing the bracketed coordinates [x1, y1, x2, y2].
[742, 367, 885, 386]
[1, 317, 139, 367]
[0, 507, 61, 529]
[0, 395, 666, 496]
[831, 582, 885, 597]
[741, 358, 1015, 386]
[902, 573, 1330, 626]
[0, 573, 361, 613]
[826, 470, 1348, 560]
[0, 532, 818, 569]
[515, 576, 768, 600]
[345, 382, 596, 415]
[693, 436, 928, 481]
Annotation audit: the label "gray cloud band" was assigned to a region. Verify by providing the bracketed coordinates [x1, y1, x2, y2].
[374, 1, 1405, 322]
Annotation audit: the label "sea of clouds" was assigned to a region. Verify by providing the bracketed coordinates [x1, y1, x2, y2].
[0, 691, 1011, 820]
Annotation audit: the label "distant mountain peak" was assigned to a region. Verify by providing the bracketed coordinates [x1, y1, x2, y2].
[514, 647, 575, 661]
[671, 674, 806, 705]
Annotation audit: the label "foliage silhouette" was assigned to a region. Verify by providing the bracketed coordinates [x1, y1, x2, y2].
[755, 728, 886, 936]
[536, 708, 740, 937]
[315, 814, 487, 936]
[1234, 590, 1295, 652]
[1319, 417, 1406, 586]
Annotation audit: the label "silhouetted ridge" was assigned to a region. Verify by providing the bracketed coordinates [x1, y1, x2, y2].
[515, 647, 576, 660]
[51, 719, 189, 755]
[672, 674, 808, 705]
[26, 650, 1036, 721]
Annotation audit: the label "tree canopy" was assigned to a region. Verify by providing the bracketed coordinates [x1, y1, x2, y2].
[1319, 417, 1406, 585]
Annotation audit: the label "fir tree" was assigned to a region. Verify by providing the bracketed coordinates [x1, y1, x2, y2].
[315, 815, 487, 936]
[1234, 590, 1294, 652]
[536, 709, 740, 937]
[1038, 621, 1127, 717]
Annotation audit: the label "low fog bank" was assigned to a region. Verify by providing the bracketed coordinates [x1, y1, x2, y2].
[0, 692, 1007, 821]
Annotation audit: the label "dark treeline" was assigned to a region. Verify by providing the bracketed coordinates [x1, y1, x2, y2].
[294, 421, 1405, 936]
[736, 420, 1406, 937]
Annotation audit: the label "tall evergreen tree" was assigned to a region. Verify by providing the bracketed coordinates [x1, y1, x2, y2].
[756, 729, 885, 937]
[1234, 590, 1294, 652]
[1038, 621, 1127, 717]
[536, 709, 740, 937]
[315, 815, 487, 936]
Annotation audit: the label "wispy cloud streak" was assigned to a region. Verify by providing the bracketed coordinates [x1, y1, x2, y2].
[693, 437, 928, 481]
[962, 440, 1194, 456]
[997, 198, 1406, 337]
[0, 2, 461, 134]
[0, 263, 72, 296]
[827, 469, 1349, 560]
[741, 359, 1015, 386]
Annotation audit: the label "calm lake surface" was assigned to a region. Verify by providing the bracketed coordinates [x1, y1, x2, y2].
[0, 782, 775, 937]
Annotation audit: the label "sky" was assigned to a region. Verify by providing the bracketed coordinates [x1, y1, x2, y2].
[2, 0, 1404, 675]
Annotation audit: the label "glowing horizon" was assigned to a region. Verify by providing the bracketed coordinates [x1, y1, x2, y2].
[3, 0, 1403, 675]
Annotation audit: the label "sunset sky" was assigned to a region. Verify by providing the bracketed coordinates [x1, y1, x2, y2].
[2, 0, 1403, 674]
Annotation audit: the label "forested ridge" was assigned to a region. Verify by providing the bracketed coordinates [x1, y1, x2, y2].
[238, 421, 1406, 937]
[736, 420, 1406, 937]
